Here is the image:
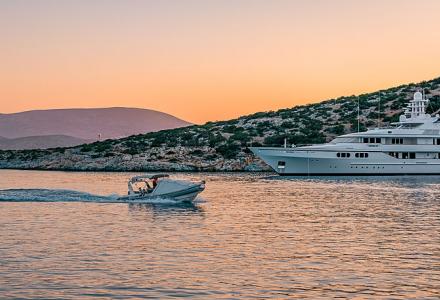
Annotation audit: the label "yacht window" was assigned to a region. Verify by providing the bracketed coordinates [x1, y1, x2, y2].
[376, 138, 381, 143]
[363, 138, 368, 143]
[369, 138, 375, 143]
[409, 152, 416, 159]
[360, 153, 364, 158]
[392, 138, 404, 145]
[278, 161, 286, 166]
[365, 153, 369, 158]
[402, 152, 409, 159]
[355, 153, 359, 158]
[331, 137, 359, 144]
[437, 139, 440, 145]
[337, 152, 352, 158]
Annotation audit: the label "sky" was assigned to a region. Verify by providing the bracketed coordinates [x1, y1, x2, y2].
[1, 0, 440, 124]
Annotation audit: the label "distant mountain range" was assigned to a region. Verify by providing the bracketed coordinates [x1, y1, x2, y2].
[0, 135, 91, 150]
[0, 108, 191, 149]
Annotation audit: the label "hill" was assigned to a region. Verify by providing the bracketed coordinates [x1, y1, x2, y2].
[0, 107, 191, 140]
[0, 135, 91, 150]
[1, 77, 440, 171]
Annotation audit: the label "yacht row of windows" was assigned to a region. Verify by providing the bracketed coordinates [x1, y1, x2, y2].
[334, 151, 440, 159]
[362, 137, 403, 144]
[391, 138, 404, 145]
[360, 138, 440, 145]
[387, 152, 440, 159]
[386, 152, 440, 159]
[362, 138, 382, 144]
[336, 152, 369, 158]
[338, 151, 440, 159]
[388, 152, 416, 159]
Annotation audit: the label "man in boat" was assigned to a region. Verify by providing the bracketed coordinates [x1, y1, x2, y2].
[145, 180, 154, 193]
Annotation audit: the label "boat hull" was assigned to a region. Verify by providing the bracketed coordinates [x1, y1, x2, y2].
[251, 147, 440, 176]
[118, 184, 205, 202]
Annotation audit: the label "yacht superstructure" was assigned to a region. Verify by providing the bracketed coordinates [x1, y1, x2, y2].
[251, 92, 440, 175]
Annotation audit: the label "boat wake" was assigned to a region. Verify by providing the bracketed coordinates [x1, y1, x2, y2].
[0, 189, 193, 204]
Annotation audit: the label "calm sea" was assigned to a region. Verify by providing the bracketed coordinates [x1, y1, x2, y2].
[0, 170, 438, 299]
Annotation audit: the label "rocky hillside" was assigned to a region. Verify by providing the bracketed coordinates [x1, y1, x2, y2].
[1, 77, 440, 171]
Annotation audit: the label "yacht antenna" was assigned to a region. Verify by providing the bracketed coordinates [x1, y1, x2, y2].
[357, 96, 360, 133]
[378, 93, 381, 128]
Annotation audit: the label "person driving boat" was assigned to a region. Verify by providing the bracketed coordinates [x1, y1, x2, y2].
[152, 178, 158, 188]
[146, 181, 153, 193]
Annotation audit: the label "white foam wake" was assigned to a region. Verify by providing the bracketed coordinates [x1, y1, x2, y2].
[0, 189, 190, 204]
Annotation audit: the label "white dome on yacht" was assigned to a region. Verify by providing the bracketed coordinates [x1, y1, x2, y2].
[414, 91, 423, 101]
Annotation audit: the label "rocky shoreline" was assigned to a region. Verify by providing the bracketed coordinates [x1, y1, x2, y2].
[0, 147, 271, 172]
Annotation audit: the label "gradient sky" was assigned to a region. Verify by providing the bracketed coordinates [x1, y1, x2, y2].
[1, 0, 440, 123]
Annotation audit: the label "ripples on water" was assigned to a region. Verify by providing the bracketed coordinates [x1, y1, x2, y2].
[0, 170, 438, 299]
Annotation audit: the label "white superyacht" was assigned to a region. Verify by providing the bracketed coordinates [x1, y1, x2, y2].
[251, 91, 440, 175]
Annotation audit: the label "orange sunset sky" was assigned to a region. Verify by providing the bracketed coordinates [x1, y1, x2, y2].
[1, 0, 440, 124]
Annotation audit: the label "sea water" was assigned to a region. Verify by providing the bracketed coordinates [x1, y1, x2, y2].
[0, 170, 438, 299]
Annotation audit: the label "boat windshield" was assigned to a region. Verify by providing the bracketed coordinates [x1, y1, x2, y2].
[330, 137, 359, 144]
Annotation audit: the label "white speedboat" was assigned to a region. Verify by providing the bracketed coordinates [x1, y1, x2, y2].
[251, 91, 440, 175]
[118, 174, 205, 202]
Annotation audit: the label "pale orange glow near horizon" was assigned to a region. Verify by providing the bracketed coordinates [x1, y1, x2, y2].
[1, 0, 440, 124]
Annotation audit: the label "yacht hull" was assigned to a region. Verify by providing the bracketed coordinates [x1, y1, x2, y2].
[251, 147, 440, 176]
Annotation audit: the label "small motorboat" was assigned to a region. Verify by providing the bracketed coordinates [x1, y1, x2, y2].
[117, 174, 205, 202]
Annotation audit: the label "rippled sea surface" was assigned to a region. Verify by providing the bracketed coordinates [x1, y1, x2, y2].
[0, 170, 439, 299]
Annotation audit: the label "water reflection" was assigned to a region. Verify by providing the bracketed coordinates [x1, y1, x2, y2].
[128, 201, 203, 214]
[0, 170, 438, 299]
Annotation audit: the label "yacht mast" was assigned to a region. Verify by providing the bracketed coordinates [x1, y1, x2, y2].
[378, 93, 381, 128]
[357, 96, 360, 133]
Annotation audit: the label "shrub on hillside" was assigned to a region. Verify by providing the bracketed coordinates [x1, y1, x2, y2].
[80, 144, 93, 152]
[215, 142, 241, 159]
[328, 124, 345, 135]
[230, 132, 250, 145]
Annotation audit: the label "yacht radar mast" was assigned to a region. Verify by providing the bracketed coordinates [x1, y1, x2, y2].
[404, 91, 429, 119]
